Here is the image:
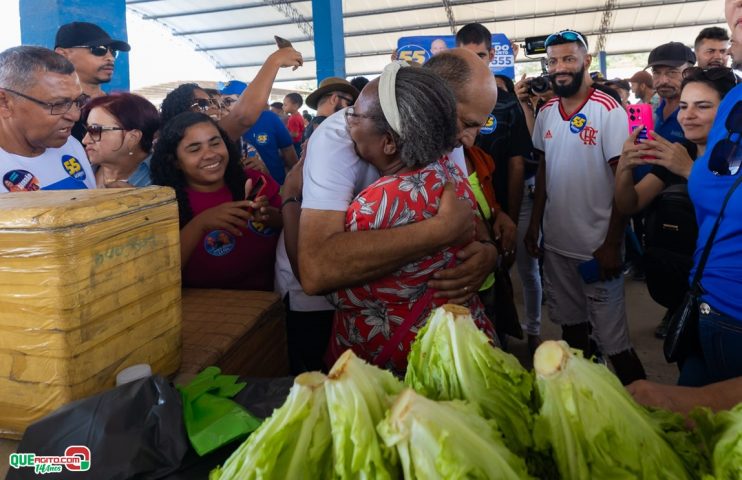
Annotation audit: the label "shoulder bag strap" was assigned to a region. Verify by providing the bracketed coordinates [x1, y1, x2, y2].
[690, 173, 742, 288]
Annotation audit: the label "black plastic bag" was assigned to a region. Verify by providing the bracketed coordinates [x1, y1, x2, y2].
[8, 375, 188, 480]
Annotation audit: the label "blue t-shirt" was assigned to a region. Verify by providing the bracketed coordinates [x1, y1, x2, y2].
[688, 83, 742, 321]
[654, 99, 685, 144]
[245, 111, 293, 184]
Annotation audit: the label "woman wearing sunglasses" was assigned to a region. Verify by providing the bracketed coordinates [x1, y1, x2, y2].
[617, 67, 741, 380]
[160, 46, 303, 143]
[81, 92, 160, 188]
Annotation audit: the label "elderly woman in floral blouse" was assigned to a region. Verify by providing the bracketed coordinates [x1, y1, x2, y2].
[326, 63, 496, 375]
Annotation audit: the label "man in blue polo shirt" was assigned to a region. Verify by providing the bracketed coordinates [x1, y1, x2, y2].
[220, 81, 298, 184]
[647, 42, 696, 143]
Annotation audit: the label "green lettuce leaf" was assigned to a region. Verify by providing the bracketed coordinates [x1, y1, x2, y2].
[533, 340, 696, 480]
[209, 372, 332, 480]
[692, 403, 742, 480]
[325, 349, 404, 479]
[405, 304, 534, 453]
[377, 388, 533, 479]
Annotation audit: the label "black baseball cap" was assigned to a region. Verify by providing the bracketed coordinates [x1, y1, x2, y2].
[646, 42, 695, 68]
[55, 22, 131, 52]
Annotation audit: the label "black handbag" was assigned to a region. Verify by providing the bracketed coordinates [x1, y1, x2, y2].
[664, 173, 742, 363]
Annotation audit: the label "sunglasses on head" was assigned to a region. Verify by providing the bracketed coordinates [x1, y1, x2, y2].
[544, 30, 588, 50]
[71, 45, 119, 58]
[683, 66, 739, 84]
[708, 101, 742, 176]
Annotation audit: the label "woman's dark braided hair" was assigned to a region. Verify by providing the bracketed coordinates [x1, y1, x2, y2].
[160, 83, 201, 126]
[150, 112, 246, 227]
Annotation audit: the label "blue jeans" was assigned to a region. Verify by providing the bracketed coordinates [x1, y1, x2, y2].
[678, 302, 742, 386]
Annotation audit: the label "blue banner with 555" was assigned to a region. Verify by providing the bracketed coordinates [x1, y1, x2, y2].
[396, 34, 515, 79]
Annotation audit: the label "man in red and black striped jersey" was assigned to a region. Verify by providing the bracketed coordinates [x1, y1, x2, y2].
[523, 29, 646, 385]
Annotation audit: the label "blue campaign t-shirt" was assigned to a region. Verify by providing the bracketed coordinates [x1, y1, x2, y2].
[245, 111, 293, 184]
[687, 83, 742, 321]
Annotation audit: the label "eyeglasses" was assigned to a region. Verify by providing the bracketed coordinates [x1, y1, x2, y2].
[335, 94, 354, 105]
[1, 87, 89, 115]
[70, 45, 119, 58]
[84, 124, 126, 142]
[190, 98, 219, 112]
[221, 97, 238, 107]
[344, 105, 381, 125]
[544, 30, 588, 50]
[708, 101, 742, 176]
[682, 66, 739, 84]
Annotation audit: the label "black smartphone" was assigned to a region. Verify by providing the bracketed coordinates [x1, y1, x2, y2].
[246, 176, 267, 201]
[578, 259, 601, 284]
[274, 36, 292, 48]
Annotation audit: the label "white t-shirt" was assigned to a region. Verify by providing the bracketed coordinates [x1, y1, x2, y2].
[532, 88, 628, 260]
[277, 108, 467, 310]
[1, 137, 95, 192]
[302, 109, 467, 211]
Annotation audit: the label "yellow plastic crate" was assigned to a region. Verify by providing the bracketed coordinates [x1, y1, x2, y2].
[0, 187, 182, 438]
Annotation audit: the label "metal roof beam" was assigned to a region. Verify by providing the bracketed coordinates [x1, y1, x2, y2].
[135, 0, 307, 20]
[219, 18, 725, 68]
[197, 0, 711, 51]
[174, 0, 492, 36]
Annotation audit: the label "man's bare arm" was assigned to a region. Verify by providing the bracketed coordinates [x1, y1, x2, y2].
[628, 377, 742, 415]
[298, 184, 474, 295]
[280, 145, 299, 170]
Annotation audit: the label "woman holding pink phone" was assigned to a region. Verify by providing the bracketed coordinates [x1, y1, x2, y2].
[615, 68, 736, 214]
[151, 112, 282, 291]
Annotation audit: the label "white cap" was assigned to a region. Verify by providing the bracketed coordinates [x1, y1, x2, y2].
[116, 364, 152, 386]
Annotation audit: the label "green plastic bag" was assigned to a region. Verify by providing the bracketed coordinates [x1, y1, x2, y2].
[178, 366, 262, 456]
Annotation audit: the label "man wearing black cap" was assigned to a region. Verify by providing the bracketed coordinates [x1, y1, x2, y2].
[54, 22, 130, 100]
[647, 42, 696, 144]
[54, 22, 130, 143]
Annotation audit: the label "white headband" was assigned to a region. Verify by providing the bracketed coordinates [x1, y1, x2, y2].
[378, 61, 409, 135]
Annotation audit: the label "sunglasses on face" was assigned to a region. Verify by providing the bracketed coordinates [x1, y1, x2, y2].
[190, 98, 219, 111]
[544, 30, 588, 50]
[71, 45, 119, 58]
[85, 124, 126, 142]
[708, 101, 742, 176]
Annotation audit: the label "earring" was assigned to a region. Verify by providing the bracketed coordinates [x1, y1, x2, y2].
[128, 151, 133, 156]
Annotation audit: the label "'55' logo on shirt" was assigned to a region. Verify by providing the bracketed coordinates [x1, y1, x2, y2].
[61, 155, 87, 181]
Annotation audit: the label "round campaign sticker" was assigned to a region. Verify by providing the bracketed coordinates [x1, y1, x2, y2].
[204, 230, 236, 257]
[254, 133, 269, 145]
[60, 155, 87, 181]
[569, 113, 588, 134]
[3, 169, 40, 192]
[248, 220, 277, 237]
[479, 114, 497, 135]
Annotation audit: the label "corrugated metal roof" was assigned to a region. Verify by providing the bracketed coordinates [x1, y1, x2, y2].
[126, 0, 728, 87]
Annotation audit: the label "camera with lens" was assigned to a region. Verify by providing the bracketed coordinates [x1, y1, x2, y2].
[528, 75, 551, 95]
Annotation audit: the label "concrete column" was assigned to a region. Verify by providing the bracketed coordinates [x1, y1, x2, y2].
[19, 0, 130, 92]
[311, 0, 346, 81]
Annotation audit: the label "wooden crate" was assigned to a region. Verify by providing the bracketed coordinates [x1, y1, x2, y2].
[180, 289, 288, 378]
[0, 187, 182, 439]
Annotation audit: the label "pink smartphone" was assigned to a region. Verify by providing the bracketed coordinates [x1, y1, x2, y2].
[626, 104, 654, 143]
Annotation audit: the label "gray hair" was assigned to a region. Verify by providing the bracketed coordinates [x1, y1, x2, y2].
[367, 68, 457, 168]
[0, 46, 75, 91]
[422, 52, 473, 101]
